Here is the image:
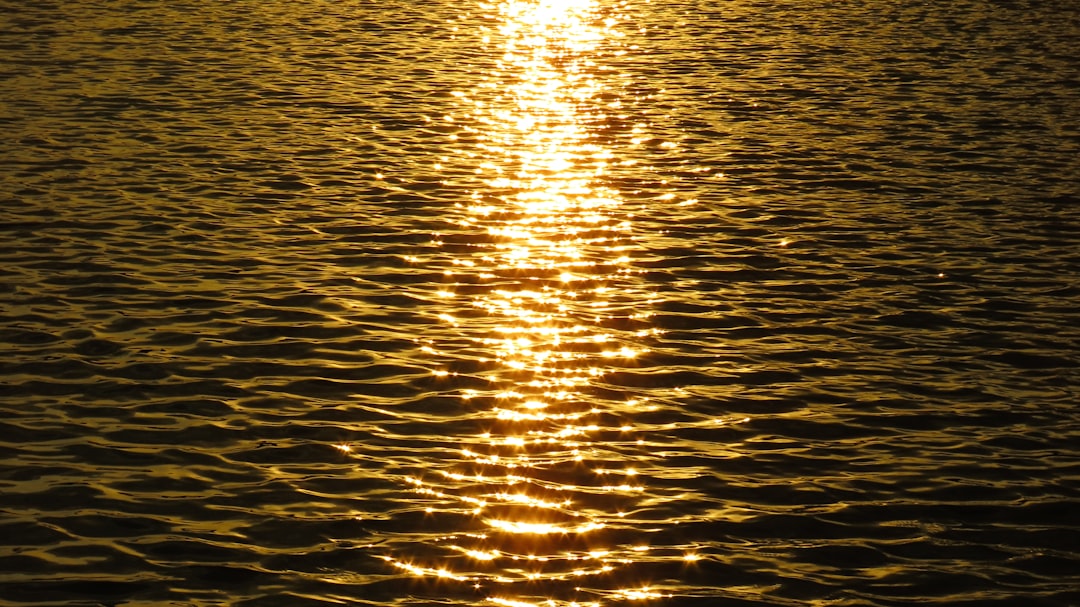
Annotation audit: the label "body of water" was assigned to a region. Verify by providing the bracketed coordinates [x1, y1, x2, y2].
[1, 1, 1078, 606]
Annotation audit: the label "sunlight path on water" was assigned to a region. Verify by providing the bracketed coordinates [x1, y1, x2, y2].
[372, 0, 677, 604]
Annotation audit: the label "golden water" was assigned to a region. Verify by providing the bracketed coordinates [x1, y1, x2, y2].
[1, 1, 1078, 606]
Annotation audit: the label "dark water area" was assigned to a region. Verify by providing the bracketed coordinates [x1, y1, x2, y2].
[2, 0, 1079, 605]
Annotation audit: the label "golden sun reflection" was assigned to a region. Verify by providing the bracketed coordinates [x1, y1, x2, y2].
[366, 0, 667, 604]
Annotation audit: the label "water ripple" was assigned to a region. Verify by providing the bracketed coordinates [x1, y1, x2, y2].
[2, 0, 1079, 606]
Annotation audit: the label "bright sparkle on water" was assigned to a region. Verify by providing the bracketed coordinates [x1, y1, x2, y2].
[379, 0, 665, 603]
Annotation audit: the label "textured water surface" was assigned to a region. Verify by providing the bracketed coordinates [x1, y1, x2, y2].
[2, 1, 1079, 606]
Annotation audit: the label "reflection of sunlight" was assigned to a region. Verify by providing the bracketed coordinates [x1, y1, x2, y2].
[489, 491, 571, 509]
[375, 0, 664, 604]
[615, 587, 667, 600]
[487, 519, 604, 535]
[489, 597, 602, 607]
[380, 556, 473, 582]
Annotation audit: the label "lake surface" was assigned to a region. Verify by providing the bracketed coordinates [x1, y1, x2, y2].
[1, 1, 1079, 605]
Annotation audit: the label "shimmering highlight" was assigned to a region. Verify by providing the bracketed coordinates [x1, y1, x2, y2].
[377, 0, 664, 602]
